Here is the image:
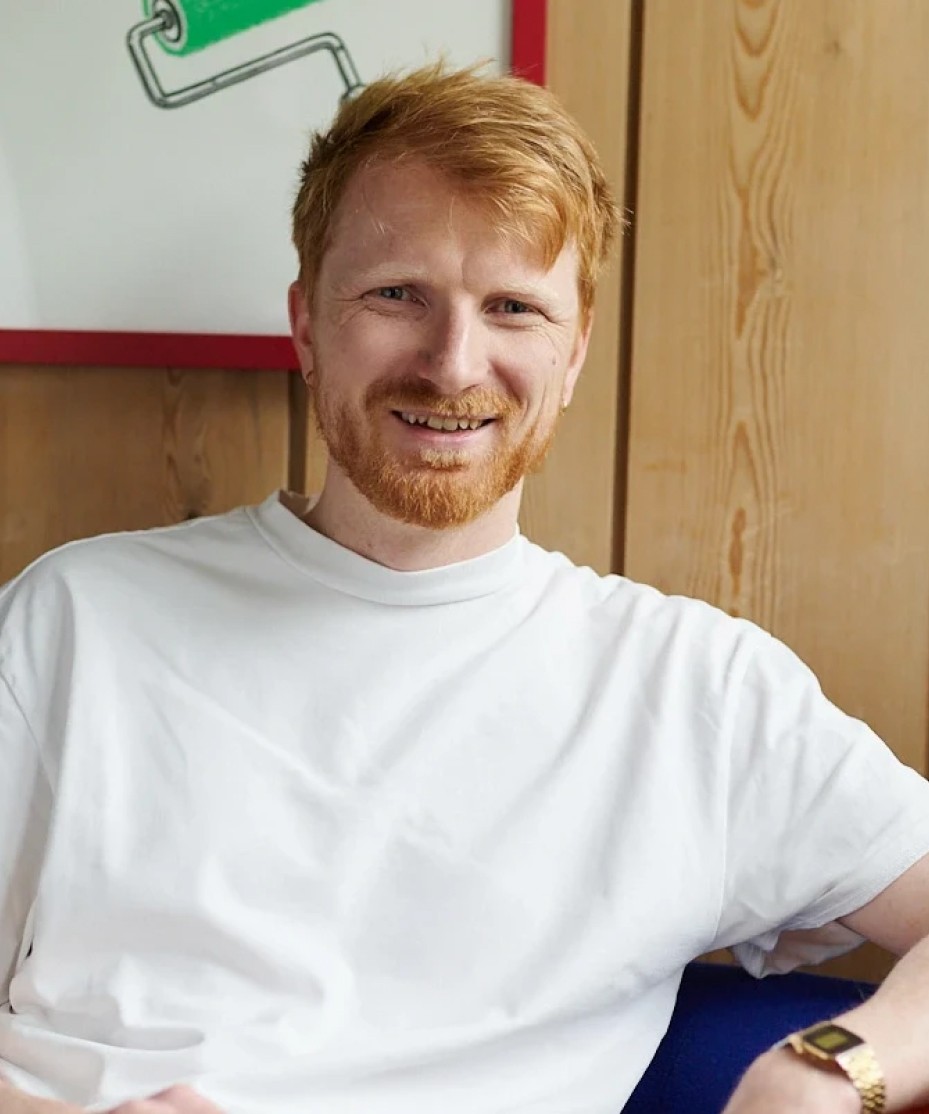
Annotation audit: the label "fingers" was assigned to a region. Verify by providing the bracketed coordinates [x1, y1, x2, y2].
[107, 1103, 166, 1114]
[108, 1085, 224, 1114]
[151, 1088, 223, 1113]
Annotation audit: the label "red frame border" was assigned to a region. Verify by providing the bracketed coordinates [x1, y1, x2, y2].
[511, 0, 546, 87]
[0, 0, 547, 371]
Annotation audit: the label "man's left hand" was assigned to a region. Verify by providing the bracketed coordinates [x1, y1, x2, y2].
[721, 1047, 863, 1114]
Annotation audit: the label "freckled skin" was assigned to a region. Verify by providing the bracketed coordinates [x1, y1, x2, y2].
[288, 160, 592, 568]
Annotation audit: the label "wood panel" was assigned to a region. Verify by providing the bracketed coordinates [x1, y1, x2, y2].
[625, 0, 929, 980]
[0, 366, 291, 584]
[518, 0, 633, 573]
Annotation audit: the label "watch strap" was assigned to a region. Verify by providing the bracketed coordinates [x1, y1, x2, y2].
[785, 1026, 886, 1114]
[834, 1043, 886, 1114]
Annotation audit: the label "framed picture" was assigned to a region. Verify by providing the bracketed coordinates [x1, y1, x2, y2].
[0, 0, 546, 370]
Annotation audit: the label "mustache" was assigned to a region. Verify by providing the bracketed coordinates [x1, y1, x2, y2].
[365, 380, 519, 420]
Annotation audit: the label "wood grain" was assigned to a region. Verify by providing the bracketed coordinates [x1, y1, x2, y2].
[626, 0, 929, 981]
[518, 0, 632, 573]
[626, 0, 929, 767]
[0, 366, 290, 584]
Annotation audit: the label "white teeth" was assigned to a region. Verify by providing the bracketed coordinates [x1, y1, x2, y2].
[399, 411, 486, 432]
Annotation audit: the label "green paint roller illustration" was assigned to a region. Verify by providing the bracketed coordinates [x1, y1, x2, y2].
[127, 0, 362, 109]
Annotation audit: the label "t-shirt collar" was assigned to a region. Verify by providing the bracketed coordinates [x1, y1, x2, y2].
[248, 490, 524, 606]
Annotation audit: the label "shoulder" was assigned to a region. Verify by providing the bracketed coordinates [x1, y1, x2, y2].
[0, 504, 259, 664]
[519, 537, 764, 679]
[3, 504, 255, 596]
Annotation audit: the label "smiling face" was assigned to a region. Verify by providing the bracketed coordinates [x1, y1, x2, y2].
[289, 160, 591, 530]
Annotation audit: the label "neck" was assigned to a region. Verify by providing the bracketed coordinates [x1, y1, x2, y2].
[300, 468, 522, 571]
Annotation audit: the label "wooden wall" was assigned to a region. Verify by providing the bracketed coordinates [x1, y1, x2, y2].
[626, 0, 929, 778]
[519, 0, 631, 563]
[0, 367, 291, 580]
[2, 0, 928, 981]
[622, 0, 929, 980]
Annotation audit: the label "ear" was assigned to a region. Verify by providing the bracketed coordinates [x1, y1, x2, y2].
[288, 281, 314, 381]
[561, 311, 594, 409]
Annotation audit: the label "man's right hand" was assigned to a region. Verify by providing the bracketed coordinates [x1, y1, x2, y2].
[106, 1086, 224, 1114]
[0, 1080, 223, 1114]
[0, 1077, 80, 1114]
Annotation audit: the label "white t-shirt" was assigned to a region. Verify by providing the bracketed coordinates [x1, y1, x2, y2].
[1, 491, 928, 1114]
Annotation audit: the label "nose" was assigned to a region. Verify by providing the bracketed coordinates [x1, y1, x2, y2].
[416, 304, 489, 395]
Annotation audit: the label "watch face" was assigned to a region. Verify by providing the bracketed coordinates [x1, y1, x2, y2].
[804, 1024, 864, 1056]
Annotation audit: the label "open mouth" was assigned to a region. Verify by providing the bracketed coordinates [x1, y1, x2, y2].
[393, 410, 495, 432]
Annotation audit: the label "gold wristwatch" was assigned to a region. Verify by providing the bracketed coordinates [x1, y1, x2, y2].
[783, 1022, 886, 1113]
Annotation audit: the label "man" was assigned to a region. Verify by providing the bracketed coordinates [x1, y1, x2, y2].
[1, 64, 928, 1114]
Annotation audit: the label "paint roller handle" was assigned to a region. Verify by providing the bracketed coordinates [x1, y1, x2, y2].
[126, 12, 176, 107]
[326, 34, 364, 101]
[126, 19, 363, 109]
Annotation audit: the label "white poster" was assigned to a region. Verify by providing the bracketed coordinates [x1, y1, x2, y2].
[0, 1, 536, 365]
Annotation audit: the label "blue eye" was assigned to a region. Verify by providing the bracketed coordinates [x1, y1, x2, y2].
[502, 299, 532, 314]
[377, 286, 408, 300]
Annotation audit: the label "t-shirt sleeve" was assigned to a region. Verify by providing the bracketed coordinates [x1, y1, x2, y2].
[0, 669, 51, 1002]
[711, 629, 929, 977]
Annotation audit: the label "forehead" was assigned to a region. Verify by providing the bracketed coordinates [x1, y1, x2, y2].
[323, 160, 579, 290]
[332, 160, 463, 236]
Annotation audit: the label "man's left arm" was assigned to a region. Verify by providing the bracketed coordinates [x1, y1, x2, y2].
[723, 852, 929, 1113]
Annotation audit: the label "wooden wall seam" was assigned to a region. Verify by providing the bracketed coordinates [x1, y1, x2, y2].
[611, 0, 646, 575]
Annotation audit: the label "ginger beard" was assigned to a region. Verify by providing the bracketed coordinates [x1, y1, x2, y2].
[310, 374, 564, 529]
